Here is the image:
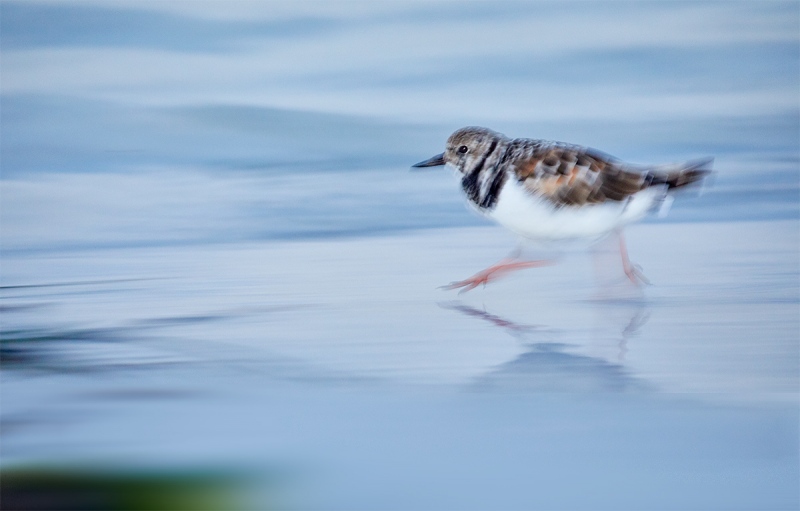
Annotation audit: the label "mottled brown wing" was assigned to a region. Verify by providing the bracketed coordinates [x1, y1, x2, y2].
[512, 145, 648, 206]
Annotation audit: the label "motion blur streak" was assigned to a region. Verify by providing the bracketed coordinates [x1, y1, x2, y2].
[1, 2, 798, 510]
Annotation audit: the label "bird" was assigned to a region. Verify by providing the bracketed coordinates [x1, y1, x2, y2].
[412, 126, 712, 292]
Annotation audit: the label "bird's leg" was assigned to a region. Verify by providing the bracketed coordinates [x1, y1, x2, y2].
[441, 252, 552, 293]
[617, 230, 650, 286]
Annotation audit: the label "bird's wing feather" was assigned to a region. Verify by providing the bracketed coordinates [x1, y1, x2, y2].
[509, 142, 712, 208]
[510, 143, 649, 207]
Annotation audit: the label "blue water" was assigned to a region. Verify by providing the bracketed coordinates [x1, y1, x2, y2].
[1, 2, 798, 509]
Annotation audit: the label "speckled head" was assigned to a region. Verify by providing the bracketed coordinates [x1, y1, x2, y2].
[412, 126, 508, 174]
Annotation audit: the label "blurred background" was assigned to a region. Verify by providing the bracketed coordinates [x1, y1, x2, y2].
[1, 1, 798, 509]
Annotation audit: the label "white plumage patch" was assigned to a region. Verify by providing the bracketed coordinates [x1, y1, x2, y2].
[486, 179, 666, 242]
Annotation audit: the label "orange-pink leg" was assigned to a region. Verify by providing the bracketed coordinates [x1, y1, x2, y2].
[441, 258, 552, 293]
[617, 231, 650, 285]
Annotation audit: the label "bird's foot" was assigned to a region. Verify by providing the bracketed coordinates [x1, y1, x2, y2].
[441, 260, 551, 294]
[624, 262, 651, 286]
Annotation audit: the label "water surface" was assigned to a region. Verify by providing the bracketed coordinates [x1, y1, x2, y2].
[1, 2, 798, 509]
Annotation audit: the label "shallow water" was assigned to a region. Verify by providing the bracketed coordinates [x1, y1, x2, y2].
[2, 220, 798, 509]
[1, 2, 799, 509]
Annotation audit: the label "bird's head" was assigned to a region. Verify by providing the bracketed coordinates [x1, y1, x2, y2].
[412, 126, 506, 174]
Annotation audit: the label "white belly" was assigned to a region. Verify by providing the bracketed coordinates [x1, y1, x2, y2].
[485, 180, 665, 242]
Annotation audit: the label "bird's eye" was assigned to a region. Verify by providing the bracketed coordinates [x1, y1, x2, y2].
[458, 145, 469, 154]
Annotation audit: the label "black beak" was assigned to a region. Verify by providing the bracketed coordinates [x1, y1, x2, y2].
[411, 152, 446, 169]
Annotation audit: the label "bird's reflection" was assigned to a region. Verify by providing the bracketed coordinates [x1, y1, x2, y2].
[440, 300, 652, 393]
[438, 301, 545, 336]
[618, 308, 650, 361]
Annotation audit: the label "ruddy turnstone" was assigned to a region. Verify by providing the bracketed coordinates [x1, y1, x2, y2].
[413, 126, 712, 292]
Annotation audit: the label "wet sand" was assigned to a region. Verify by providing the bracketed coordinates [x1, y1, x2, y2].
[2, 219, 797, 509]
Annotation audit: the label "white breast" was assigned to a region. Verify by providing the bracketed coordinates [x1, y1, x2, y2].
[484, 179, 666, 242]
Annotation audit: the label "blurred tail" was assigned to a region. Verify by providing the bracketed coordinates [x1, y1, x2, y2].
[647, 157, 713, 190]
